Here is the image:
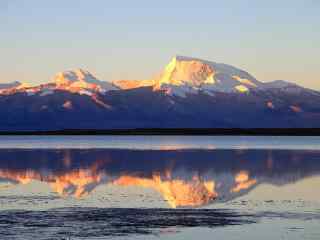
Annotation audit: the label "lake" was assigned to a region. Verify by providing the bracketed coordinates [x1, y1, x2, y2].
[0, 136, 319, 239]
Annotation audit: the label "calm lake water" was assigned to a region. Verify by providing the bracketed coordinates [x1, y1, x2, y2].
[0, 136, 319, 239]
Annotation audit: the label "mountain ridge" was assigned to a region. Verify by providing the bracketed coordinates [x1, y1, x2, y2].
[0, 56, 319, 131]
[0, 56, 312, 96]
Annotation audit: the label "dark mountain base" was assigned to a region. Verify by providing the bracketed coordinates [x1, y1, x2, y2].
[0, 128, 320, 136]
[1, 88, 320, 131]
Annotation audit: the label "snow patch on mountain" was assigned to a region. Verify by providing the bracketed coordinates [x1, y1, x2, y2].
[79, 89, 93, 96]
[160, 83, 198, 97]
[290, 105, 303, 113]
[63, 100, 73, 110]
[267, 101, 275, 109]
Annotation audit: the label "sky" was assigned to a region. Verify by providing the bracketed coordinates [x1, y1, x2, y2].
[1, 0, 319, 89]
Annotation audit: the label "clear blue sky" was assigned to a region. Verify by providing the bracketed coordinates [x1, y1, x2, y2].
[1, 0, 319, 89]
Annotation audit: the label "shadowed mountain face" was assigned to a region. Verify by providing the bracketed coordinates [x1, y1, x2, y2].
[1, 56, 320, 130]
[0, 149, 319, 208]
[1, 87, 320, 130]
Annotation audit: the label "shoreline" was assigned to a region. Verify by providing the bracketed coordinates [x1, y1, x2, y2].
[0, 128, 319, 136]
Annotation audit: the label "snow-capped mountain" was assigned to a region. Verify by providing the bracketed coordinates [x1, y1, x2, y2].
[152, 56, 263, 97]
[54, 69, 118, 93]
[0, 56, 319, 131]
[0, 57, 309, 97]
[113, 56, 309, 97]
[0, 69, 119, 97]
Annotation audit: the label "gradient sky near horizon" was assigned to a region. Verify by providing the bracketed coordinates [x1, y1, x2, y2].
[1, 0, 319, 89]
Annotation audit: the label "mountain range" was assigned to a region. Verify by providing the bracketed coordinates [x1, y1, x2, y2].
[1, 56, 320, 131]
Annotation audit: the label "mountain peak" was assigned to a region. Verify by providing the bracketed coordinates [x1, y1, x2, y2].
[154, 56, 262, 96]
[157, 56, 216, 87]
[53, 69, 118, 93]
[54, 69, 97, 86]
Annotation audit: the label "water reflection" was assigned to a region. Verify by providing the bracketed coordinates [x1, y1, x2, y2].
[0, 149, 319, 208]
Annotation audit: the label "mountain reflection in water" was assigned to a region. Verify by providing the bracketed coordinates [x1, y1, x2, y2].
[0, 149, 319, 208]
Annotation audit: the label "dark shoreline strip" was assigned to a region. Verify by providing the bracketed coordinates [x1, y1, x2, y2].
[0, 128, 319, 136]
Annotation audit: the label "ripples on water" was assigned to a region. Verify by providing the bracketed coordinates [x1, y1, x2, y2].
[1, 207, 319, 240]
[0, 208, 256, 239]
